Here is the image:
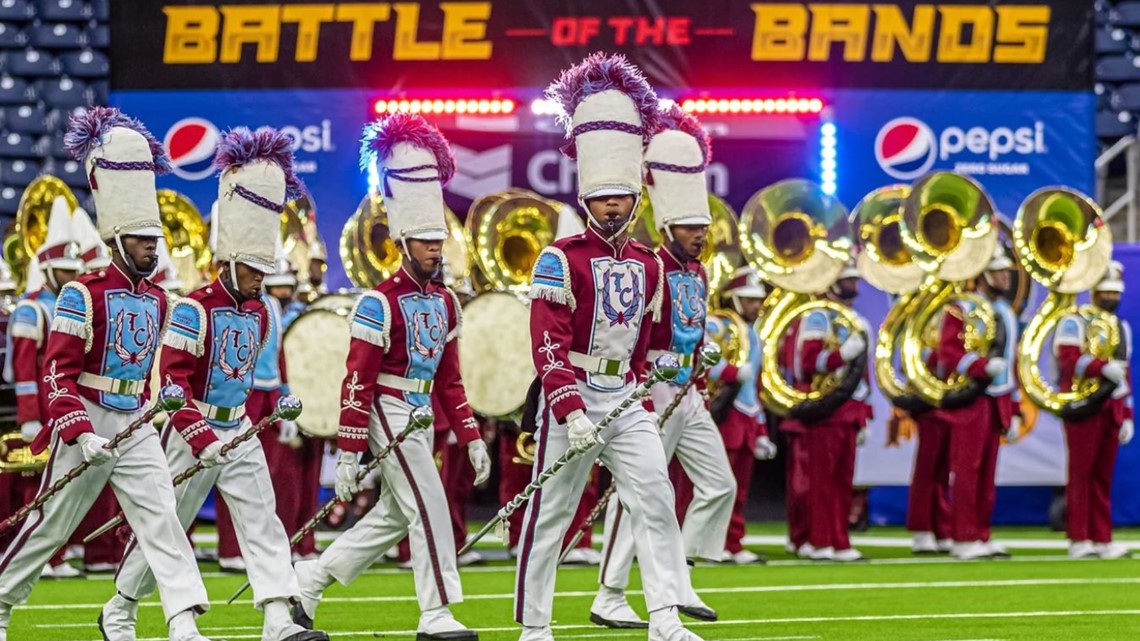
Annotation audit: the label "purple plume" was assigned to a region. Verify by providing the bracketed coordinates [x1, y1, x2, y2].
[213, 127, 305, 200]
[359, 113, 456, 184]
[64, 106, 172, 175]
[656, 103, 712, 166]
[544, 51, 659, 158]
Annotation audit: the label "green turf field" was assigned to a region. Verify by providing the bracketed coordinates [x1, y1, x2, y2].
[10, 526, 1140, 641]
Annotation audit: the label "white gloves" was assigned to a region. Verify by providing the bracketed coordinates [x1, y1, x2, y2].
[1102, 360, 1127, 385]
[335, 451, 361, 502]
[838, 333, 867, 363]
[278, 420, 299, 444]
[1006, 415, 1022, 444]
[565, 410, 602, 454]
[856, 427, 869, 447]
[468, 440, 491, 485]
[76, 432, 115, 467]
[984, 357, 1008, 379]
[753, 435, 777, 460]
[1121, 419, 1134, 445]
[20, 420, 42, 443]
[198, 441, 230, 468]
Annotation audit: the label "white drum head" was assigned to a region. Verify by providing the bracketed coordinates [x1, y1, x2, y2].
[458, 292, 534, 417]
[284, 305, 352, 437]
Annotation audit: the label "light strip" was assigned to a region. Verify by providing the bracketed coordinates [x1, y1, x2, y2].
[820, 122, 838, 196]
[530, 96, 826, 117]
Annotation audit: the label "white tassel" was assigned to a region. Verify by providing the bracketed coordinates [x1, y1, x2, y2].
[51, 316, 88, 340]
[350, 324, 389, 350]
[494, 517, 508, 547]
[161, 331, 200, 355]
[529, 284, 570, 306]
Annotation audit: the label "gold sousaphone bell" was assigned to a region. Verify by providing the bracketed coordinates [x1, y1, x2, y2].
[738, 179, 865, 418]
[4, 176, 79, 291]
[156, 189, 212, 292]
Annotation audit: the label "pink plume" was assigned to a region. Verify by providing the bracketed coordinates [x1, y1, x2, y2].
[64, 106, 172, 174]
[359, 113, 456, 185]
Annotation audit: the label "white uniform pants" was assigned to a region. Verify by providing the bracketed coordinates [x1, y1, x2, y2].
[116, 419, 298, 608]
[0, 399, 208, 621]
[599, 383, 735, 590]
[313, 394, 462, 611]
[514, 381, 689, 627]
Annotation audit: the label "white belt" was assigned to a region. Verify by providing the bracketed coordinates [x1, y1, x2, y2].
[568, 351, 630, 377]
[192, 399, 246, 422]
[647, 350, 694, 369]
[78, 373, 146, 396]
[378, 373, 433, 394]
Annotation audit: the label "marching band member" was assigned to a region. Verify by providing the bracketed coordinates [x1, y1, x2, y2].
[1, 198, 84, 579]
[592, 104, 733, 629]
[517, 53, 702, 641]
[970, 245, 1021, 558]
[0, 107, 212, 641]
[906, 391, 952, 554]
[780, 261, 870, 562]
[292, 113, 488, 641]
[707, 268, 775, 563]
[933, 260, 1009, 561]
[100, 127, 328, 641]
[1056, 261, 1133, 560]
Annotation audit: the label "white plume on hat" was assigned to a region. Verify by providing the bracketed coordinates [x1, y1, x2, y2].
[1095, 259, 1125, 293]
[645, 104, 712, 230]
[360, 113, 454, 242]
[64, 107, 168, 241]
[213, 127, 303, 274]
[72, 206, 111, 272]
[264, 236, 297, 288]
[37, 196, 84, 273]
[545, 52, 660, 208]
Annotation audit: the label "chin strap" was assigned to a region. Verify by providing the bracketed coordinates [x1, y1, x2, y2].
[45, 268, 57, 291]
[584, 194, 640, 243]
[732, 295, 744, 315]
[113, 233, 157, 279]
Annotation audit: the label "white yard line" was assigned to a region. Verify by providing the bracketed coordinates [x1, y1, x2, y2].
[24, 577, 1140, 611]
[119, 610, 1140, 641]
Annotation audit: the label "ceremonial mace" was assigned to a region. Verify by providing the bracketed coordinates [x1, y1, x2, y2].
[82, 395, 304, 544]
[226, 404, 435, 604]
[457, 354, 682, 557]
[558, 344, 721, 562]
[0, 385, 186, 534]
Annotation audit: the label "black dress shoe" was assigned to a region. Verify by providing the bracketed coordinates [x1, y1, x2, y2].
[292, 601, 315, 630]
[589, 611, 649, 629]
[678, 604, 718, 621]
[282, 631, 330, 641]
[415, 630, 479, 640]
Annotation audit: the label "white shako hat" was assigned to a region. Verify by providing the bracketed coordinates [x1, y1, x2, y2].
[360, 112, 455, 242]
[71, 206, 111, 272]
[263, 236, 297, 288]
[150, 235, 183, 293]
[721, 266, 767, 299]
[838, 258, 860, 281]
[545, 52, 660, 214]
[645, 103, 712, 230]
[64, 106, 167, 242]
[1095, 260, 1125, 293]
[987, 244, 1014, 272]
[35, 196, 84, 274]
[212, 127, 304, 274]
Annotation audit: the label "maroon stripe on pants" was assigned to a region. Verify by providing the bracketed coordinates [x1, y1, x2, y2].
[376, 402, 449, 606]
[0, 434, 62, 575]
[515, 405, 550, 624]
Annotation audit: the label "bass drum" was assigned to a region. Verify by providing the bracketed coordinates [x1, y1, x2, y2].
[458, 291, 534, 417]
[284, 293, 359, 437]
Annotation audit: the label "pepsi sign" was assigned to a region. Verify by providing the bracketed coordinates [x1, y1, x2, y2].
[875, 117, 936, 181]
[165, 117, 220, 181]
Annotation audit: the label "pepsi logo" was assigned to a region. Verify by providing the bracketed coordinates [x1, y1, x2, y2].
[875, 117, 936, 181]
[165, 118, 220, 181]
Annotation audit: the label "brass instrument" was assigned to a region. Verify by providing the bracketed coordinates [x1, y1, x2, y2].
[157, 190, 212, 292]
[738, 179, 864, 417]
[459, 190, 559, 417]
[897, 172, 999, 407]
[704, 307, 752, 400]
[339, 192, 468, 290]
[0, 432, 49, 472]
[512, 431, 537, 465]
[1013, 187, 1116, 419]
[6, 177, 79, 290]
[633, 192, 743, 297]
[851, 185, 929, 410]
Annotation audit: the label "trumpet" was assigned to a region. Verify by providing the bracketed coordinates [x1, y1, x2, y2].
[1013, 187, 1117, 419]
[738, 179, 866, 420]
[0, 432, 49, 473]
[897, 172, 999, 408]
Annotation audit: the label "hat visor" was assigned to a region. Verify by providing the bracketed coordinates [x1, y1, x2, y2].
[264, 274, 298, 287]
[1094, 280, 1125, 293]
[583, 187, 639, 200]
[986, 258, 1014, 272]
[42, 258, 85, 273]
[115, 225, 166, 239]
[238, 258, 277, 275]
[730, 286, 767, 298]
[661, 215, 712, 228]
[405, 230, 449, 241]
